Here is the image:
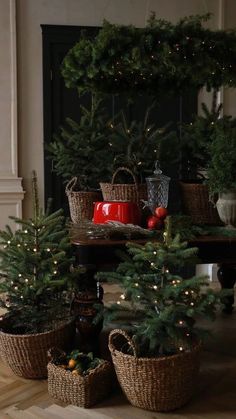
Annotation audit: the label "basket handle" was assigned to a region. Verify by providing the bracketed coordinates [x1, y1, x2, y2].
[65, 177, 79, 195]
[111, 167, 139, 202]
[108, 329, 137, 357]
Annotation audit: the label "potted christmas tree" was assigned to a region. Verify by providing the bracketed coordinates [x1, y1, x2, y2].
[0, 172, 75, 378]
[96, 218, 224, 411]
[47, 95, 114, 222]
[179, 91, 223, 225]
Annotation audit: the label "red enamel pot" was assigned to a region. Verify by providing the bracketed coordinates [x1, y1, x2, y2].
[93, 201, 141, 225]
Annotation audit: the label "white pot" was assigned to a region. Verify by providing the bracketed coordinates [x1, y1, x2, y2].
[216, 190, 236, 228]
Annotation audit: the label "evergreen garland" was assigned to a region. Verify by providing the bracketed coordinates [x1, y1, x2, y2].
[62, 14, 236, 95]
[0, 172, 75, 333]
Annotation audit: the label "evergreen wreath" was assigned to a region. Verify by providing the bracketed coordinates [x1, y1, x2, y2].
[62, 13, 236, 95]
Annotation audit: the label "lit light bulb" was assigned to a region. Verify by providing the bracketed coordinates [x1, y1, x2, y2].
[179, 320, 183, 325]
[153, 251, 157, 255]
[137, 295, 140, 299]
[24, 230, 28, 233]
[3, 245, 7, 249]
[47, 248, 51, 252]
[153, 285, 158, 290]
[117, 301, 121, 305]
[17, 244, 21, 247]
[20, 295, 23, 299]
[53, 270, 57, 275]
[18, 274, 22, 278]
[151, 262, 155, 266]
[190, 302, 194, 306]
[33, 248, 37, 252]
[53, 260, 57, 265]
[135, 283, 139, 287]
[179, 346, 183, 351]
[185, 291, 189, 295]
[120, 294, 125, 300]
[7, 241, 11, 244]
[14, 286, 18, 290]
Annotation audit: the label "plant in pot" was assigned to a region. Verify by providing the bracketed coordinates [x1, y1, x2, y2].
[0, 172, 75, 379]
[179, 91, 224, 225]
[100, 103, 178, 209]
[96, 218, 223, 412]
[46, 95, 115, 222]
[207, 118, 236, 228]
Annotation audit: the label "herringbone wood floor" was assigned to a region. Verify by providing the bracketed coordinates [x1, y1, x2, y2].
[1, 285, 236, 418]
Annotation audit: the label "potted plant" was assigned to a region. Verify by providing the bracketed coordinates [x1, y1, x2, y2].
[179, 91, 224, 225]
[207, 118, 236, 228]
[0, 172, 75, 378]
[46, 95, 114, 222]
[100, 104, 178, 207]
[96, 218, 223, 411]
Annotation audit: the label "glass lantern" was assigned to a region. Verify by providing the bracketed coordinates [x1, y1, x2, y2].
[145, 161, 170, 214]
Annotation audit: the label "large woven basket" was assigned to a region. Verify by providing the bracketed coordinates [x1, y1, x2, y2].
[47, 358, 114, 408]
[109, 329, 200, 412]
[179, 181, 222, 225]
[66, 178, 101, 223]
[0, 320, 74, 379]
[100, 167, 147, 206]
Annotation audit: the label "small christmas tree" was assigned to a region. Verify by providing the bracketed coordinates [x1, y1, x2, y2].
[0, 171, 74, 333]
[46, 95, 114, 190]
[96, 218, 223, 357]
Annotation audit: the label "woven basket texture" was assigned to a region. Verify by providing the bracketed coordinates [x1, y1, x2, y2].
[0, 321, 74, 379]
[109, 329, 200, 412]
[66, 178, 101, 222]
[100, 167, 147, 205]
[47, 360, 114, 408]
[179, 181, 222, 225]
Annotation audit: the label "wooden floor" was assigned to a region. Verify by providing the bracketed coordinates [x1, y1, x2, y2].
[1, 286, 236, 418]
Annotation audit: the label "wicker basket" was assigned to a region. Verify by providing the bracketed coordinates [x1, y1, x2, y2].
[47, 358, 114, 408]
[66, 178, 101, 223]
[100, 167, 147, 206]
[179, 181, 222, 225]
[0, 320, 74, 379]
[109, 329, 200, 412]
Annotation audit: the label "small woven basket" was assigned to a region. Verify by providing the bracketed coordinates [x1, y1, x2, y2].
[47, 357, 114, 408]
[109, 329, 200, 412]
[179, 181, 222, 225]
[0, 320, 74, 379]
[100, 167, 147, 206]
[66, 178, 101, 223]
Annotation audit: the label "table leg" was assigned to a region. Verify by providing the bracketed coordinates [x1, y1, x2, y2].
[217, 264, 236, 314]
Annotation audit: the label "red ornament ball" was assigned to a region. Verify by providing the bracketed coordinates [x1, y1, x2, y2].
[154, 207, 168, 219]
[147, 215, 163, 230]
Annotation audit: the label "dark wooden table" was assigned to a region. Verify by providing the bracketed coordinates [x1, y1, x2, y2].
[71, 234, 236, 314]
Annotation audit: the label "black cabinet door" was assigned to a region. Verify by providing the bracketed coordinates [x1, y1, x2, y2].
[42, 25, 197, 214]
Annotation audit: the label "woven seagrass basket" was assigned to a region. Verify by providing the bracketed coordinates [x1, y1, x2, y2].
[179, 181, 222, 225]
[66, 178, 101, 223]
[100, 167, 147, 206]
[0, 320, 74, 379]
[47, 358, 114, 408]
[109, 329, 200, 412]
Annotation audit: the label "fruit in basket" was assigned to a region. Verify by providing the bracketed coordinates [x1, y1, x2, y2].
[68, 359, 77, 369]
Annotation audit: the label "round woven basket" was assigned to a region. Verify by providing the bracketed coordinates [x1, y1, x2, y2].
[179, 181, 222, 225]
[48, 359, 114, 408]
[0, 320, 74, 379]
[109, 329, 200, 412]
[66, 178, 101, 223]
[100, 167, 147, 206]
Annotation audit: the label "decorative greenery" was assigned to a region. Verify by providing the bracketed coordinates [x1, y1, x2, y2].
[180, 91, 222, 179]
[52, 348, 105, 376]
[96, 218, 224, 357]
[206, 118, 236, 196]
[46, 96, 114, 190]
[62, 14, 236, 95]
[0, 172, 75, 334]
[110, 103, 178, 182]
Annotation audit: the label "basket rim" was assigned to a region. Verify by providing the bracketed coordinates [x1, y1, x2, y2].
[0, 318, 73, 339]
[47, 359, 111, 379]
[100, 182, 146, 187]
[111, 342, 201, 363]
